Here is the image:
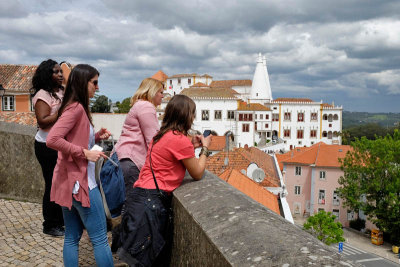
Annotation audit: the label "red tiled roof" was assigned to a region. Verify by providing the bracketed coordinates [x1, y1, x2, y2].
[0, 64, 37, 93]
[237, 101, 271, 111]
[168, 73, 197, 78]
[190, 82, 209, 88]
[272, 98, 313, 103]
[210, 80, 252, 88]
[152, 70, 168, 82]
[180, 87, 238, 99]
[218, 168, 280, 215]
[206, 147, 280, 187]
[278, 142, 351, 168]
[208, 136, 226, 151]
[0, 112, 36, 126]
[322, 103, 334, 108]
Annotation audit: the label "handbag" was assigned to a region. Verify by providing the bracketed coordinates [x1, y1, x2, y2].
[95, 152, 125, 224]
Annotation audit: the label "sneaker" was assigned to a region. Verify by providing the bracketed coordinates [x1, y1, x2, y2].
[43, 226, 65, 237]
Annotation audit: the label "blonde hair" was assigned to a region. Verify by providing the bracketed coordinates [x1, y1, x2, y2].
[130, 78, 164, 106]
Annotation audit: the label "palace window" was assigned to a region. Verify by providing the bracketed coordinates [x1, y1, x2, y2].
[177, 78, 181, 84]
[310, 130, 317, 138]
[265, 114, 269, 120]
[297, 129, 304, 139]
[320, 171, 326, 179]
[311, 112, 317, 121]
[201, 110, 209, 121]
[284, 129, 290, 138]
[214, 110, 222, 120]
[2, 96, 14, 111]
[333, 191, 340, 206]
[242, 124, 250, 132]
[297, 112, 304, 122]
[260, 114, 263, 120]
[227, 110, 235, 120]
[265, 123, 269, 128]
[284, 112, 291, 121]
[272, 114, 279, 121]
[188, 78, 191, 85]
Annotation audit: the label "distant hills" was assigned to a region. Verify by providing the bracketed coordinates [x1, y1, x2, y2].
[342, 111, 400, 129]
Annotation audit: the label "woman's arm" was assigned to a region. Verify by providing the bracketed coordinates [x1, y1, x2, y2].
[137, 104, 159, 146]
[46, 104, 87, 160]
[182, 135, 212, 180]
[34, 100, 58, 129]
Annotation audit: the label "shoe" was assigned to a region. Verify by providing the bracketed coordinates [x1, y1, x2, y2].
[43, 226, 65, 237]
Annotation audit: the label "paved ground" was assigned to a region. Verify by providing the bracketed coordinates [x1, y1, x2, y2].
[0, 199, 126, 267]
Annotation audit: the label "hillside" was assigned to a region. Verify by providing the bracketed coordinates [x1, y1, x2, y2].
[342, 111, 400, 129]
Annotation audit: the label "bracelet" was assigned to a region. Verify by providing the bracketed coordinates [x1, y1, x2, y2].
[199, 146, 211, 157]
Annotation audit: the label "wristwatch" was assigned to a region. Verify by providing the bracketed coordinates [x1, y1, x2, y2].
[199, 146, 211, 157]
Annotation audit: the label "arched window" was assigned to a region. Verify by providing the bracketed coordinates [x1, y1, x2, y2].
[328, 131, 333, 139]
[333, 131, 338, 138]
[323, 114, 328, 120]
[328, 114, 333, 122]
[333, 114, 339, 120]
[322, 131, 327, 137]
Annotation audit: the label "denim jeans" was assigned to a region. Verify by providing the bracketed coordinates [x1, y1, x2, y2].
[62, 187, 114, 267]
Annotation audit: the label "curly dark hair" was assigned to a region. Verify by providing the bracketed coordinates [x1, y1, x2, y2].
[31, 59, 61, 97]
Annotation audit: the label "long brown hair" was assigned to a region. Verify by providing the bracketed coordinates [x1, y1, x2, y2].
[152, 95, 196, 144]
[58, 64, 99, 124]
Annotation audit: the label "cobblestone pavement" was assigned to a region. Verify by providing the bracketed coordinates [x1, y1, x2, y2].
[0, 199, 127, 267]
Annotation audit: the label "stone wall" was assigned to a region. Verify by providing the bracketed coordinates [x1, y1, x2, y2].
[0, 122, 43, 202]
[0, 123, 357, 266]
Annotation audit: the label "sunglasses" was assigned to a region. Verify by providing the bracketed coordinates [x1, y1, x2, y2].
[90, 80, 98, 86]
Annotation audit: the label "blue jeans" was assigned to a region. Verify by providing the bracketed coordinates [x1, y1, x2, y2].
[62, 187, 114, 267]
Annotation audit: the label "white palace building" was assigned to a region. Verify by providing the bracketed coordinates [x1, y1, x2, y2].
[157, 53, 342, 152]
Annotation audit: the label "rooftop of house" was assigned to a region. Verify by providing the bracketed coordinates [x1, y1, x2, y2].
[0, 64, 37, 93]
[206, 146, 280, 187]
[277, 142, 351, 169]
[219, 168, 280, 215]
[168, 73, 212, 79]
[210, 80, 252, 88]
[180, 87, 238, 99]
[208, 136, 226, 151]
[272, 98, 314, 103]
[190, 82, 209, 88]
[0, 112, 36, 126]
[151, 70, 168, 82]
[237, 101, 271, 111]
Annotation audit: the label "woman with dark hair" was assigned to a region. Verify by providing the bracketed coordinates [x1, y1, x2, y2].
[31, 59, 65, 237]
[117, 95, 212, 267]
[47, 64, 114, 267]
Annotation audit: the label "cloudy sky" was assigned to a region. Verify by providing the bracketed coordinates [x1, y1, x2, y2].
[1, 0, 399, 112]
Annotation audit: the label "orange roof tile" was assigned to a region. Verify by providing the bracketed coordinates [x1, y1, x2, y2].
[152, 70, 168, 82]
[180, 87, 238, 99]
[322, 103, 334, 108]
[206, 147, 280, 187]
[0, 112, 36, 126]
[208, 136, 226, 151]
[272, 98, 313, 103]
[237, 101, 271, 111]
[278, 142, 351, 168]
[0, 64, 37, 93]
[218, 169, 280, 215]
[168, 73, 197, 78]
[210, 80, 252, 88]
[190, 82, 209, 88]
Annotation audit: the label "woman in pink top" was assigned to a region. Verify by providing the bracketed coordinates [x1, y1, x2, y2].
[47, 64, 114, 267]
[116, 95, 212, 266]
[31, 59, 65, 237]
[114, 77, 164, 195]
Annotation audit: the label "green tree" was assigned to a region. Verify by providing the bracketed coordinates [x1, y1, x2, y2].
[115, 97, 131, 113]
[91, 95, 111, 113]
[338, 130, 400, 244]
[303, 210, 345, 245]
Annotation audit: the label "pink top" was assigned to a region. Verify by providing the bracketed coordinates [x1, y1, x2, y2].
[134, 131, 195, 193]
[114, 100, 159, 170]
[47, 102, 100, 209]
[32, 89, 64, 131]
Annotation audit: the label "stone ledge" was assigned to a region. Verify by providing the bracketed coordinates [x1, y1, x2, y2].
[171, 170, 359, 266]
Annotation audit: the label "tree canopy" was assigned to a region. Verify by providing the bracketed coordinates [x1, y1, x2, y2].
[91, 94, 111, 113]
[303, 210, 345, 245]
[115, 97, 131, 113]
[338, 130, 400, 244]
